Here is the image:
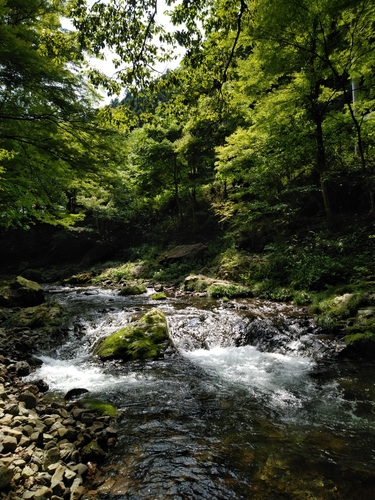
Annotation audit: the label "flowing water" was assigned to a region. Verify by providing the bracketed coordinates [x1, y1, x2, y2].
[29, 286, 375, 499]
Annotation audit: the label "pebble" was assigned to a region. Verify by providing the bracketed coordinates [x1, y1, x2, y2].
[0, 360, 118, 499]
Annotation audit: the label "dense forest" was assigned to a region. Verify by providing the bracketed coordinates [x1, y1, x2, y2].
[2, 0, 375, 344]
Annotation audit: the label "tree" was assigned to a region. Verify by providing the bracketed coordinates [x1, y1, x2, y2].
[0, 0, 115, 228]
[68, 0, 175, 93]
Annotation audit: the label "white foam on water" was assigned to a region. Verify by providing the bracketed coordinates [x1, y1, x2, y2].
[27, 355, 151, 394]
[183, 345, 315, 407]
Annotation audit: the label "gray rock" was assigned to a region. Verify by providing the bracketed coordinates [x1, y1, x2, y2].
[2, 435, 18, 451]
[34, 379, 49, 392]
[15, 361, 31, 377]
[69, 476, 84, 500]
[59, 442, 76, 457]
[71, 464, 88, 477]
[80, 413, 95, 425]
[5, 427, 23, 442]
[6, 403, 20, 415]
[0, 276, 45, 308]
[18, 390, 37, 409]
[0, 463, 13, 489]
[64, 427, 78, 442]
[43, 447, 60, 471]
[23, 424, 35, 437]
[51, 463, 65, 489]
[31, 431, 43, 446]
[0, 383, 8, 400]
[35, 471, 52, 486]
[21, 466, 35, 478]
[64, 468, 77, 482]
[34, 485, 53, 499]
[64, 388, 89, 401]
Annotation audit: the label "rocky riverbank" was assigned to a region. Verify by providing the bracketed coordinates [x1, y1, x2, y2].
[0, 356, 118, 500]
[0, 277, 118, 499]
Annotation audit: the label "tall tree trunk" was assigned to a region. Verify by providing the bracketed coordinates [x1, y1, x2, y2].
[345, 91, 375, 217]
[173, 158, 183, 224]
[315, 110, 333, 220]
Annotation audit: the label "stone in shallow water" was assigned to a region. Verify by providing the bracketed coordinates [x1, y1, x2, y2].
[94, 309, 172, 361]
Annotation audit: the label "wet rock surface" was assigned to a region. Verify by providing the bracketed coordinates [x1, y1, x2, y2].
[0, 303, 69, 361]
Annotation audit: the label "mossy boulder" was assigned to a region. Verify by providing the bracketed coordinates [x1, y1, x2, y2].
[94, 309, 172, 361]
[63, 272, 93, 284]
[5, 302, 65, 329]
[119, 284, 147, 296]
[0, 276, 45, 307]
[150, 292, 167, 300]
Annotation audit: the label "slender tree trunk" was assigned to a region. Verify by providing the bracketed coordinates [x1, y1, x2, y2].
[308, 22, 333, 221]
[345, 94, 375, 217]
[173, 158, 183, 224]
[315, 112, 333, 220]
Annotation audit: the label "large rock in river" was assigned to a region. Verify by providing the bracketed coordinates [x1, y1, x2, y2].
[0, 276, 45, 307]
[94, 309, 172, 361]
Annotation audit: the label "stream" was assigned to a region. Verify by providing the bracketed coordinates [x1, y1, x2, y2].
[28, 285, 375, 499]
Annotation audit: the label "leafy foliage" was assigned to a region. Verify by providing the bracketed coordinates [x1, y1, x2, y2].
[0, 0, 120, 228]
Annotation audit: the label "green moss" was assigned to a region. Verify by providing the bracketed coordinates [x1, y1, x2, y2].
[63, 273, 92, 284]
[207, 283, 250, 299]
[82, 398, 120, 417]
[5, 302, 65, 329]
[345, 332, 374, 345]
[139, 308, 166, 325]
[94, 309, 169, 361]
[150, 292, 167, 300]
[119, 284, 147, 296]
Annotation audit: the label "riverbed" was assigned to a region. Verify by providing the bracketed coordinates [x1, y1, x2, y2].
[28, 285, 375, 499]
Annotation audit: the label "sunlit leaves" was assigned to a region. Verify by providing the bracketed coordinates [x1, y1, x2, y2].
[68, 0, 176, 92]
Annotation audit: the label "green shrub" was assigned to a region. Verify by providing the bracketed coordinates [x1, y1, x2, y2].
[94, 262, 149, 283]
[184, 277, 212, 292]
[216, 248, 254, 281]
[293, 291, 312, 306]
[315, 314, 341, 333]
[207, 283, 250, 298]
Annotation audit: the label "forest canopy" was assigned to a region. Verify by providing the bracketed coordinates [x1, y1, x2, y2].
[1, 0, 375, 235]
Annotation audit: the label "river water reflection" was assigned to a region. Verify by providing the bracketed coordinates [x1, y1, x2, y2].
[31, 286, 375, 499]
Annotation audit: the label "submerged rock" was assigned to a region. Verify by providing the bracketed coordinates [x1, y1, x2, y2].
[65, 388, 90, 400]
[94, 309, 173, 361]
